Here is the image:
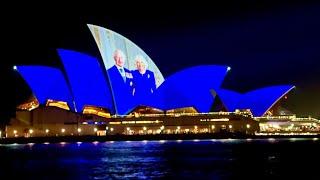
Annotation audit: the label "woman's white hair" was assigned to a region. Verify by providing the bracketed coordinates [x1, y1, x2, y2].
[134, 55, 148, 69]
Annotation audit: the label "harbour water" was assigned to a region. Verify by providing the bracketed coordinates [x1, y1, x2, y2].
[0, 138, 319, 179]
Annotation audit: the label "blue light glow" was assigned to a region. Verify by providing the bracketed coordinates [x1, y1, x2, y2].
[16, 66, 74, 110]
[149, 65, 229, 112]
[58, 49, 114, 113]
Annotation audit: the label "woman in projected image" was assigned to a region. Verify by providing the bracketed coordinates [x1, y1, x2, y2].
[132, 55, 156, 102]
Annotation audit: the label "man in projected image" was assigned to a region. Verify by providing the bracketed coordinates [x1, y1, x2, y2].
[132, 55, 156, 101]
[107, 49, 134, 114]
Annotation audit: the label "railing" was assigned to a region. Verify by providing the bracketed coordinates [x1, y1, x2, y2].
[254, 115, 320, 123]
[114, 112, 242, 118]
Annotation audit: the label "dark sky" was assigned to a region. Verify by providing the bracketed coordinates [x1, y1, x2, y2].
[1, 0, 319, 122]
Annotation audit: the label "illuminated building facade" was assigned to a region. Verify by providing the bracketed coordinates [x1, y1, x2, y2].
[6, 24, 319, 137]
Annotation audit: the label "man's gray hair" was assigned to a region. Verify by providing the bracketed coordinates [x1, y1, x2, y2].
[113, 49, 126, 60]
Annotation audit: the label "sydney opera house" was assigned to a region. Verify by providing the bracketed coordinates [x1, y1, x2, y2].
[5, 24, 320, 138]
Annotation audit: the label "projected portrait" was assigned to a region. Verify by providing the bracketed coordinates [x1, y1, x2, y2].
[132, 55, 156, 100]
[88, 24, 165, 114]
[107, 50, 134, 109]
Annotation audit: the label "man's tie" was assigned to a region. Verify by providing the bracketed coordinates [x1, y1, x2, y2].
[119, 68, 126, 82]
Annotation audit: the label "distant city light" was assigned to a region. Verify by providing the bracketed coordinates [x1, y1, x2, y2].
[94, 128, 98, 132]
[246, 124, 251, 129]
[143, 127, 147, 131]
[29, 129, 33, 134]
[61, 128, 65, 133]
[45, 129, 49, 133]
[110, 128, 114, 132]
[13, 66, 17, 70]
[227, 66, 231, 71]
[77, 128, 81, 133]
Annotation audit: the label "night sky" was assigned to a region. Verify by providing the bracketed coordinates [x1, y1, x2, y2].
[1, 1, 319, 123]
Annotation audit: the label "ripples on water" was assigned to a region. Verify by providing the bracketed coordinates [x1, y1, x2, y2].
[0, 138, 319, 179]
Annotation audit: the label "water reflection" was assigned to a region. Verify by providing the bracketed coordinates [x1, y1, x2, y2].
[0, 139, 319, 179]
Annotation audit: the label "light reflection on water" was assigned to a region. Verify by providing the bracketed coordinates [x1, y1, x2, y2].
[0, 138, 319, 179]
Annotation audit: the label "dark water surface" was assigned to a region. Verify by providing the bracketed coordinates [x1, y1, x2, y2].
[0, 138, 319, 179]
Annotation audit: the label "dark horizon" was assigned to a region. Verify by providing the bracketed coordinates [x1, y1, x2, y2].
[1, 1, 319, 123]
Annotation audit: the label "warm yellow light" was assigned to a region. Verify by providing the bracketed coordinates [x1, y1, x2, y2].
[160, 126, 165, 130]
[94, 128, 98, 132]
[77, 128, 81, 133]
[229, 125, 232, 129]
[110, 128, 114, 132]
[143, 127, 147, 131]
[110, 122, 121, 125]
[45, 129, 49, 133]
[29, 129, 33, 134]
[211, 125, 215, 129]
[61, 128, 65, 133]
[177, 126, 180, 130]
[126, 127, 130, 131]
[194, 126, 198, 129]
[13, 130, 17, 134]
[246, 124, 250, 129]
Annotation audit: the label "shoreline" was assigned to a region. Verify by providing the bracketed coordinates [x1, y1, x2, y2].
[1, 134, 319, 144]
